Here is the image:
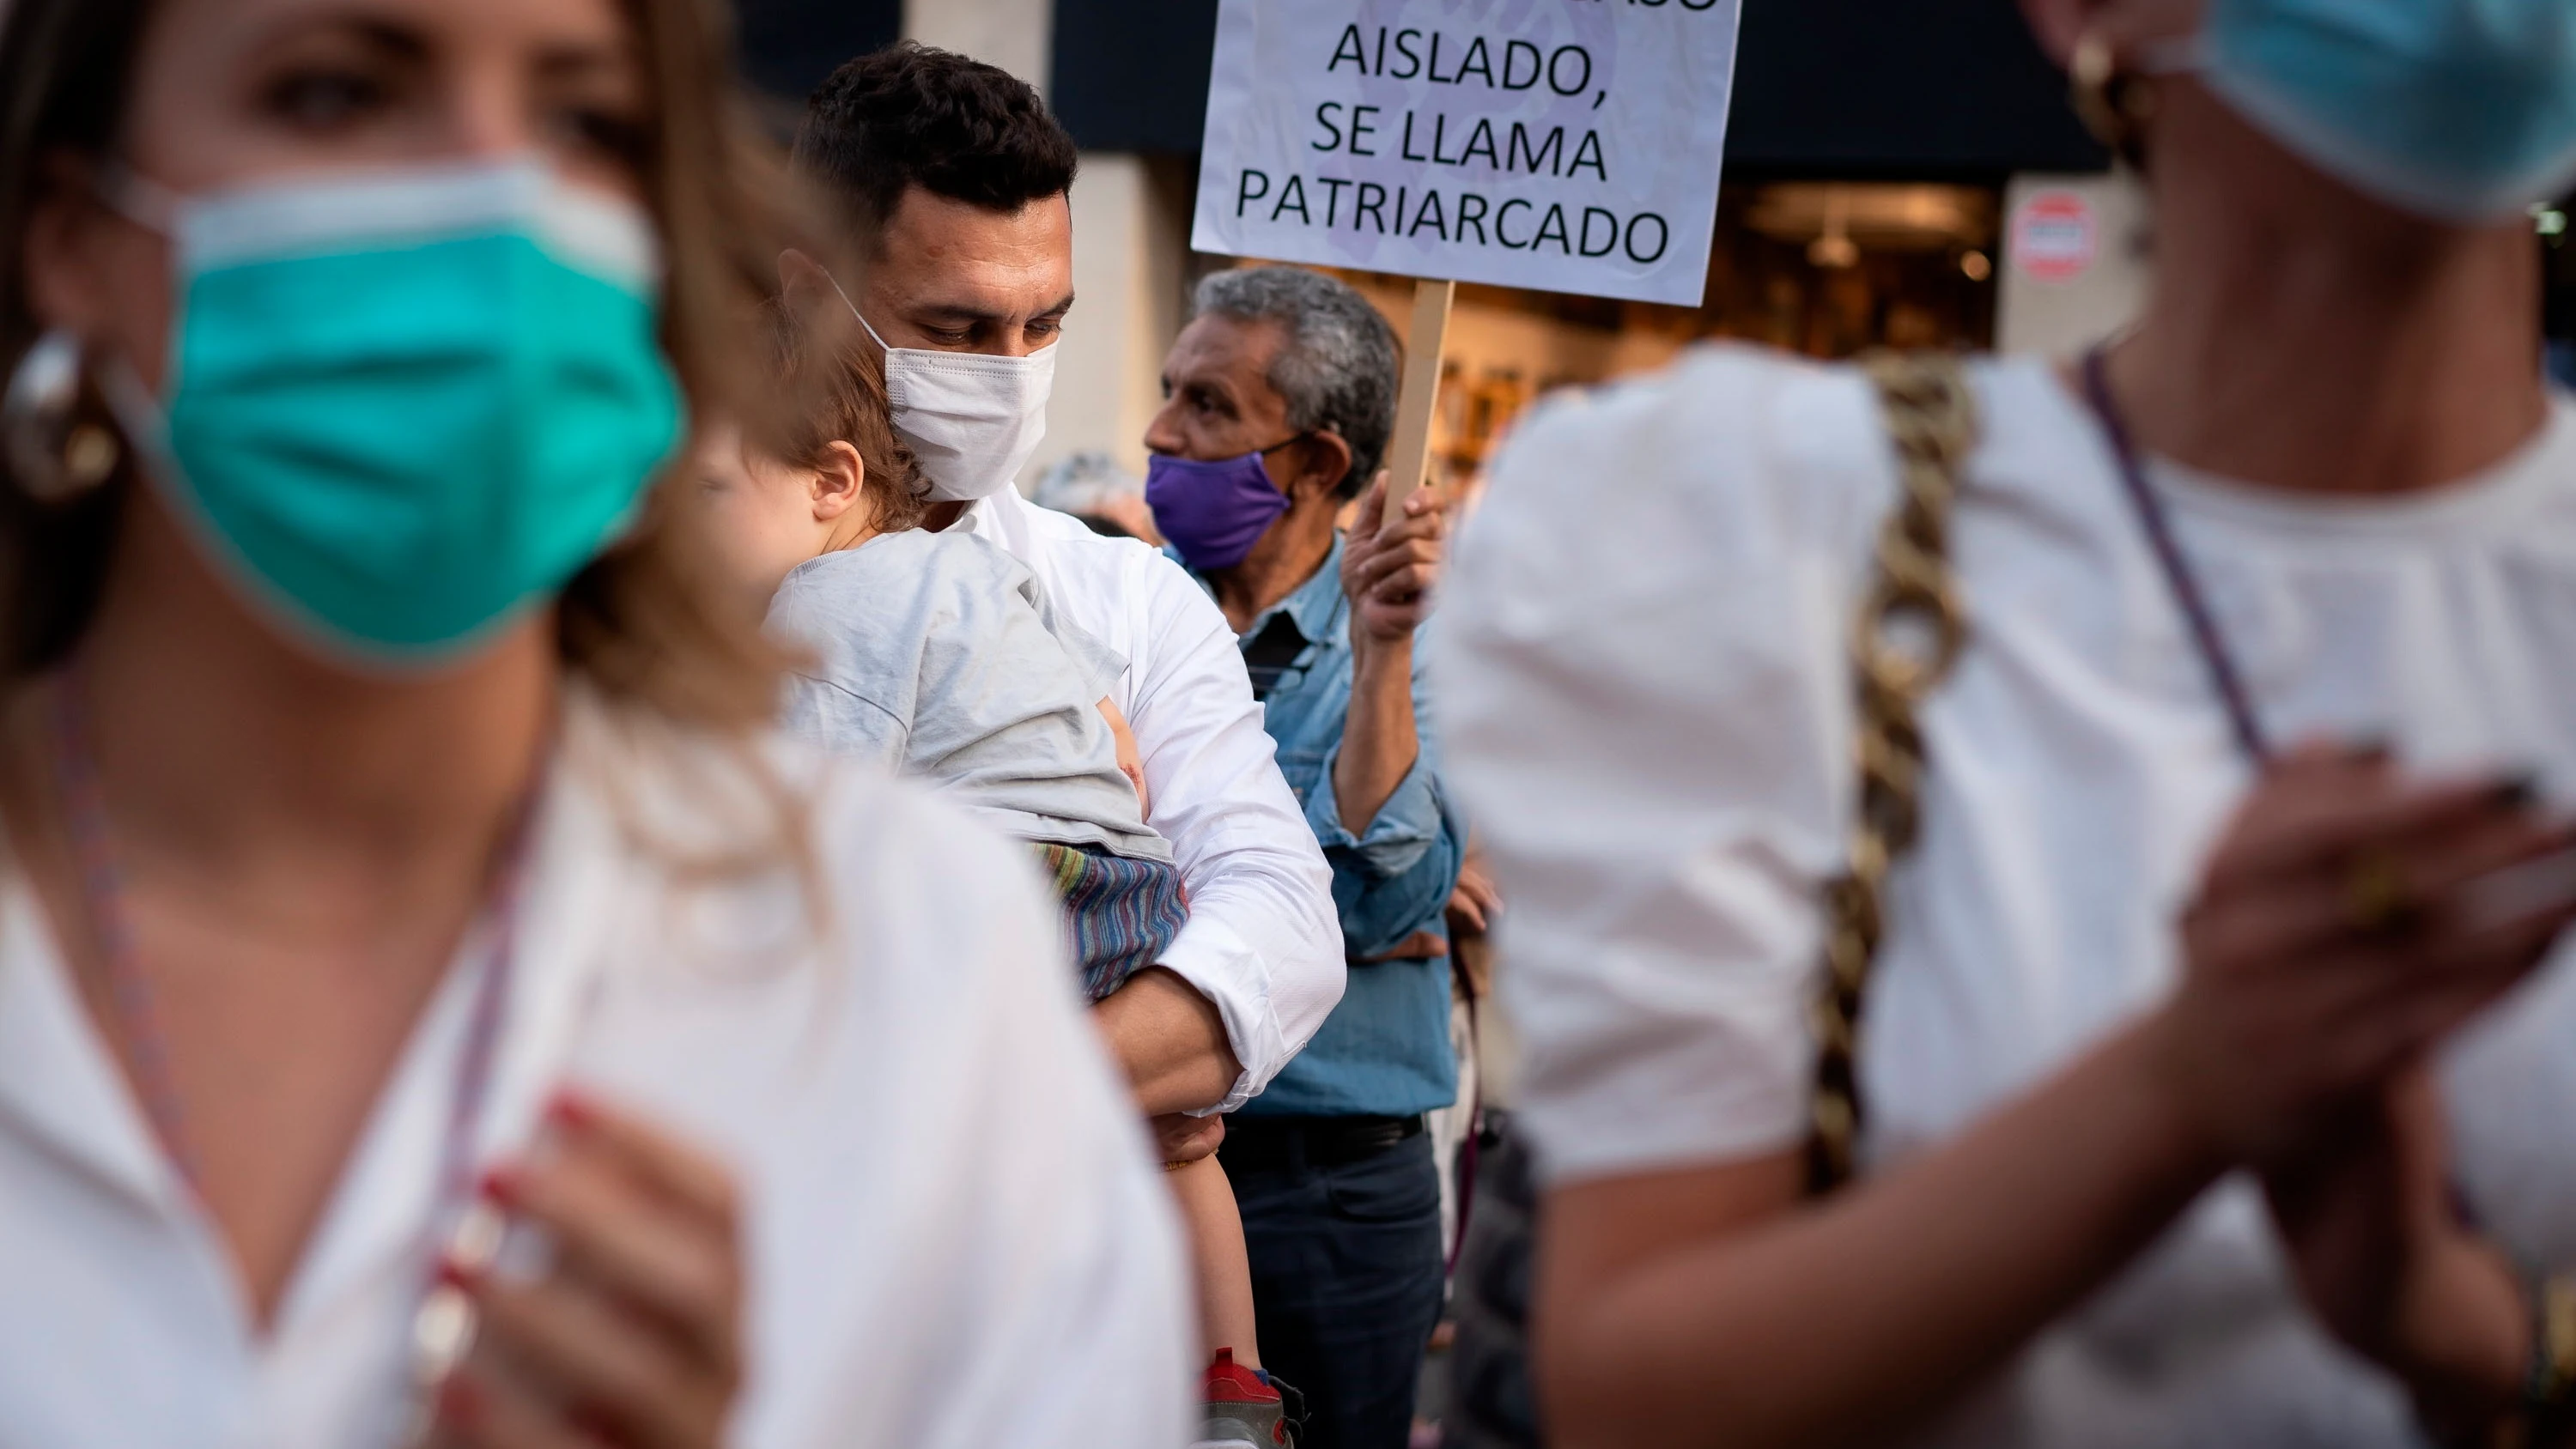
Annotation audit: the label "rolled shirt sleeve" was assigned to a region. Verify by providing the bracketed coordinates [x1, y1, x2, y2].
[1334, 787, 1464, 963]
[1303, 743, 1445, 869]
[1299, 642, 1461, 959]
[1433, 346, 1896, 1185]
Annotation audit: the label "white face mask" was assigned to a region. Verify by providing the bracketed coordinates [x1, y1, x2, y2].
[841, 297, 1056, 504]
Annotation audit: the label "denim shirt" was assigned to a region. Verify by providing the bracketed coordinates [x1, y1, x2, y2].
[1176, 536, 1464, 1119]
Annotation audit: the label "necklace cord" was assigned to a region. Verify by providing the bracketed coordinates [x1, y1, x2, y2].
[43, 670, 536, 1225]
[2080, 346, 2275, 767]
[50, 677, 202, 1185]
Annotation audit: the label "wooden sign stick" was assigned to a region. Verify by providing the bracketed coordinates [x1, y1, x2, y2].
[1381, 277, 1455, 524]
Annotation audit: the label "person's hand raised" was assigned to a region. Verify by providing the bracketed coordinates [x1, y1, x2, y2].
[1341, 473, 1448, 648]
[423, 1094, 744, 1449]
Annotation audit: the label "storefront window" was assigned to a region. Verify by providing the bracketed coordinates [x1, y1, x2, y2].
[1283, 180, 2002, 493]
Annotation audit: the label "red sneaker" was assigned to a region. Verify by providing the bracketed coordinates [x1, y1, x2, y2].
[1197, 1349, 1291, 1448]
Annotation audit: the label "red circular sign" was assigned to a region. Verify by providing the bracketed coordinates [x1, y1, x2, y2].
[2011, 191, 2099, 285]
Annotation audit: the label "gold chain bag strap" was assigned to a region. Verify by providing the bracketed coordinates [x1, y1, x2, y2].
[1807, 353, 1981, 1194]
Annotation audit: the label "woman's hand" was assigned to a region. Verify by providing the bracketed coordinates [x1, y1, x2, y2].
[2149, 743, 2576, 1169]
[426, 1094, 744, 1449]
[2264, 1064, 2529, 1441]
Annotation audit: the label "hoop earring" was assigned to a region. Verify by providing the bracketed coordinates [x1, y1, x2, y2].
[2071, 30, 2159, 172]
[3, 330, 123, 504]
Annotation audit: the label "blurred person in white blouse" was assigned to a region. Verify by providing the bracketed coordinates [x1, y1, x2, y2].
[1439, 0, 2576, 1446]
[0, 0, 1188, 1444]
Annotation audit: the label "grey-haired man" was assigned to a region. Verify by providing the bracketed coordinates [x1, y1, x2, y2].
[1145, 265, 1467, 1449]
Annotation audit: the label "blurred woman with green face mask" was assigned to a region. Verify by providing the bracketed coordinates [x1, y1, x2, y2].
[0, 1, 1189, 1445]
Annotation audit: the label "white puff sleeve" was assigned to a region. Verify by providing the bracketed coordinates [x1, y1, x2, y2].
[1434, 346, 1899, 1186]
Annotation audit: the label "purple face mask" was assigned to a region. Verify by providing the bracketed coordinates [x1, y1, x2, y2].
[1145, 440, 1299, 573]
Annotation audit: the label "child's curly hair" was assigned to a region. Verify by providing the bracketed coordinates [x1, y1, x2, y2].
[758, 292, 930, 536]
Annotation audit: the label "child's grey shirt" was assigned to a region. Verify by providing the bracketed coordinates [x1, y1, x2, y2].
[766, 530, 1173, 864]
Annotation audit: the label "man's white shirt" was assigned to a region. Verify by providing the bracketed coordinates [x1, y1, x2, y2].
[963, 487, 1345, 1109]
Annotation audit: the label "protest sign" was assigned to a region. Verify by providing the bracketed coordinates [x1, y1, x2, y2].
[1191, 0, 1743, 503]
[1192, 0, 1745, 309]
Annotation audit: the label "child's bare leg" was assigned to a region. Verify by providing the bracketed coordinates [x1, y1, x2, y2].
[1165, 1153, 1261, 1368]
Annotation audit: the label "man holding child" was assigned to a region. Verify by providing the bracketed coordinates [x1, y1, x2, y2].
[791, 46, 1345, 1150]
[787, 43, 1460, 1446]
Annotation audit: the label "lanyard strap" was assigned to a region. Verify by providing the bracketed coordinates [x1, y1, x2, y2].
[2080, 346, 2276, 767]
[48, 676, 532, 1224]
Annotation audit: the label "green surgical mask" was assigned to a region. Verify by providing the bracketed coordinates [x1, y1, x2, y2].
[103, 160, 685, 667]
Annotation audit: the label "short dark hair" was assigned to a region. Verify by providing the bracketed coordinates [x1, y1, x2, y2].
[794, 42, 1079, 246]
[1192, 269, 1400, 500]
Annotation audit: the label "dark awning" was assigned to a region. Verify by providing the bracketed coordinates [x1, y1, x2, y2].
[1044, 0, 2108, 176]
[734, 0, 903, 105]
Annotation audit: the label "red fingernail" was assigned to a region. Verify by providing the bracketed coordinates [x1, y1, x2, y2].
[546, 1089, 599, 1131]
[477, 1166, 522, 1206]
[437, 1375, 486, 1428]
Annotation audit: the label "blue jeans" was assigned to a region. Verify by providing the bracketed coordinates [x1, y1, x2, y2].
[1224, 1127, 1447, 1449]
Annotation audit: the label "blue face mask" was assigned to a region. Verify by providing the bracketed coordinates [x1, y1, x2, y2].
[2200, 0, 2576, 221]
[105, 161, 684, 667]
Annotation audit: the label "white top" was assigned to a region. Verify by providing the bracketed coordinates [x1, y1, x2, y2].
[0, 698, 1189, 1449]
[1437, 345, 2576, 1448]
[963, 487, 1343, 1110]
[769, 530, 1171, 864]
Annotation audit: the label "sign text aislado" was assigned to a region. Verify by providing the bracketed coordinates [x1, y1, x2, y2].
[1193, 0, 1744, 307]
